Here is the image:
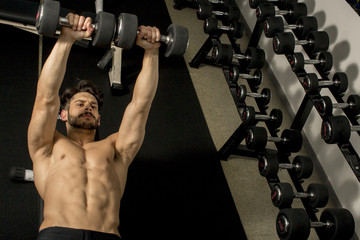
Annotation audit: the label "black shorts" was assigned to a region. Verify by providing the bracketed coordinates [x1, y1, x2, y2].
[36, 226, 121, 240]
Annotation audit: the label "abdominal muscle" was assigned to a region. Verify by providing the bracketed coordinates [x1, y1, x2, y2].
[36, 133, 124, 237]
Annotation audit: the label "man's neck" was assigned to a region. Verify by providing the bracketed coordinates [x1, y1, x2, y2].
[66, 127, 96, 146]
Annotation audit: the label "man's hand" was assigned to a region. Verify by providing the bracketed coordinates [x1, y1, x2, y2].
[60, 13, 94, 42]
[136, 26, 161, 51]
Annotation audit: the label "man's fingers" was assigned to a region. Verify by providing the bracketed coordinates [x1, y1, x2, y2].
[72, 14, 79, 30]
[78, 16, 86, 31]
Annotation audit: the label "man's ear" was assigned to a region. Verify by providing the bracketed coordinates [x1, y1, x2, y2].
[60, 110, 67, 122]
[97, 115, 101, 127]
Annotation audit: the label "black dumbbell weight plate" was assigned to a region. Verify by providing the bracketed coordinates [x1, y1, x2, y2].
[318, 51, 333, 72]
[241, 106, 256, 125]
[289, 52, 305, 72]
[268, 109, 282, 129]
[258, 153, 279, 178]
[36, 0, 61, 37]
[302, 73, 318, 94]
[296, 16, 318, 39]
[212, 42, 233, 65]
[321, 116, 351, 144]
[293, 155, 313, 179]
[284, 2, 307, 23]
[252, 69, 263, 86]
[92, 12, 116, 48]
[264, 17, 284, 38]
[236, 85, 247, 103]
[307, 31, 329, 53]
[273, 32, 295, 55]
[258, 88, 271, 106]
[318, 208, 355, 240]
[331, 72, 348, 94]
[204, 17, 220, 35]
[317, 96, 333, 116]
[348, 94, 360, 115]
[164, 24, 189, 57]
[256, 3, 275, 21]
[230, 21, 244, 39]
[197, 3, 212, 20]
[246, 126, 267, 151]
[276, 208, 311, 240]
[115, 13, 138, 49]
[306, 183, 329, 208]
[245, 47, 265, 69]
[271, 183, 294, 209]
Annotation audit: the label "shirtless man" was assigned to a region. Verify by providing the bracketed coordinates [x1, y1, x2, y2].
[27, 13, 160, 239]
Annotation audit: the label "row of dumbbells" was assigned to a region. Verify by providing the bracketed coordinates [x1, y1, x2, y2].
[253, 2, 360, 146]
[196, 0, 245, 39]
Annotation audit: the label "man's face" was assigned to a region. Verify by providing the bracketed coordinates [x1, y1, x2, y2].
[66, 92, 100, 130]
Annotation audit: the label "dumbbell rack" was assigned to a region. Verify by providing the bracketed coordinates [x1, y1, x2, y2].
[186, 0, 357, 238]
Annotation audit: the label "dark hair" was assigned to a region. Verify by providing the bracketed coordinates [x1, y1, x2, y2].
[60, 80, 104, 110]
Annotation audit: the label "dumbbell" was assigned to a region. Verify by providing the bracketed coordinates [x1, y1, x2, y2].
[36, 0, 116, 47]
[197, 2, 240, 23]
[212, 40, 265, 68]
[235, 85, 271, 105]
[276, 208, 355, 240]
[204, 17, 244, 38]
[241, 106, 282, 128]
[228, 66, 263, 86]
[317, 95, 360, 117]
[258, 153, 313, 179]
[321, 115, 360, 144]
[264, 16, 318, 39]
[256, 3, 307, 22]
[115, 13, 189, 57]
[9, 167, 34, 182]
[273, 31, 329, 54]
[271, 182, 329, 209]
[249, 0, 297, 9]
[246, 126, 302, 152]
[289, 51, 333, 73]
[299, 72, 348, 95]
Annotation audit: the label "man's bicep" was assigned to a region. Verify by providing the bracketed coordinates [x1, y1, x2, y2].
[27, 98, 59, 156]
[115, 102, 149, 161]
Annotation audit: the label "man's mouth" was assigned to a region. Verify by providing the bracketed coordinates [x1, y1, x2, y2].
[80, 113, 95, 119]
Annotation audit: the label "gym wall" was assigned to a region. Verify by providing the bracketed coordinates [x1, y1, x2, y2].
[236, 0, 360, 237]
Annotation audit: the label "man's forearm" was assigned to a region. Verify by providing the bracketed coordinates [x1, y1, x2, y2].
[37, 36, 74, 99]
[132, 49, 159, 106]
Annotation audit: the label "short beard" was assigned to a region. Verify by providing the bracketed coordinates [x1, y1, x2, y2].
[68, 113, 98, 130]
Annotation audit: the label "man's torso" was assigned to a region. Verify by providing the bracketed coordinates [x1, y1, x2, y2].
[33, 131, 127, 236]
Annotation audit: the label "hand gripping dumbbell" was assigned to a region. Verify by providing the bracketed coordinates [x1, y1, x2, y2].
[204, 17, 244, 38]
[299, 72, 348, 95]
[273, 31, 329, 55]
[115, 13, 189, 57]
[264, 16, 318, 39]
[289, 51, 333, 73]
[258, 153, 313, 179]
[196, 1, 240, 23]
[246, 126, 302, 153]
[241, 106, 282, 128]
[317, 95, 360, 117]
[212, 40, 265, 68]
[321, 115, 360, 144]
[256, 2, 307, 23]
[249, 0, 297, 9]
[235, 85, 271, 106]
[276, 208, 355, 240]
[228, 65, 263, 86]
[271, 182, 329, 209]
[36, 0, 116, 47]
